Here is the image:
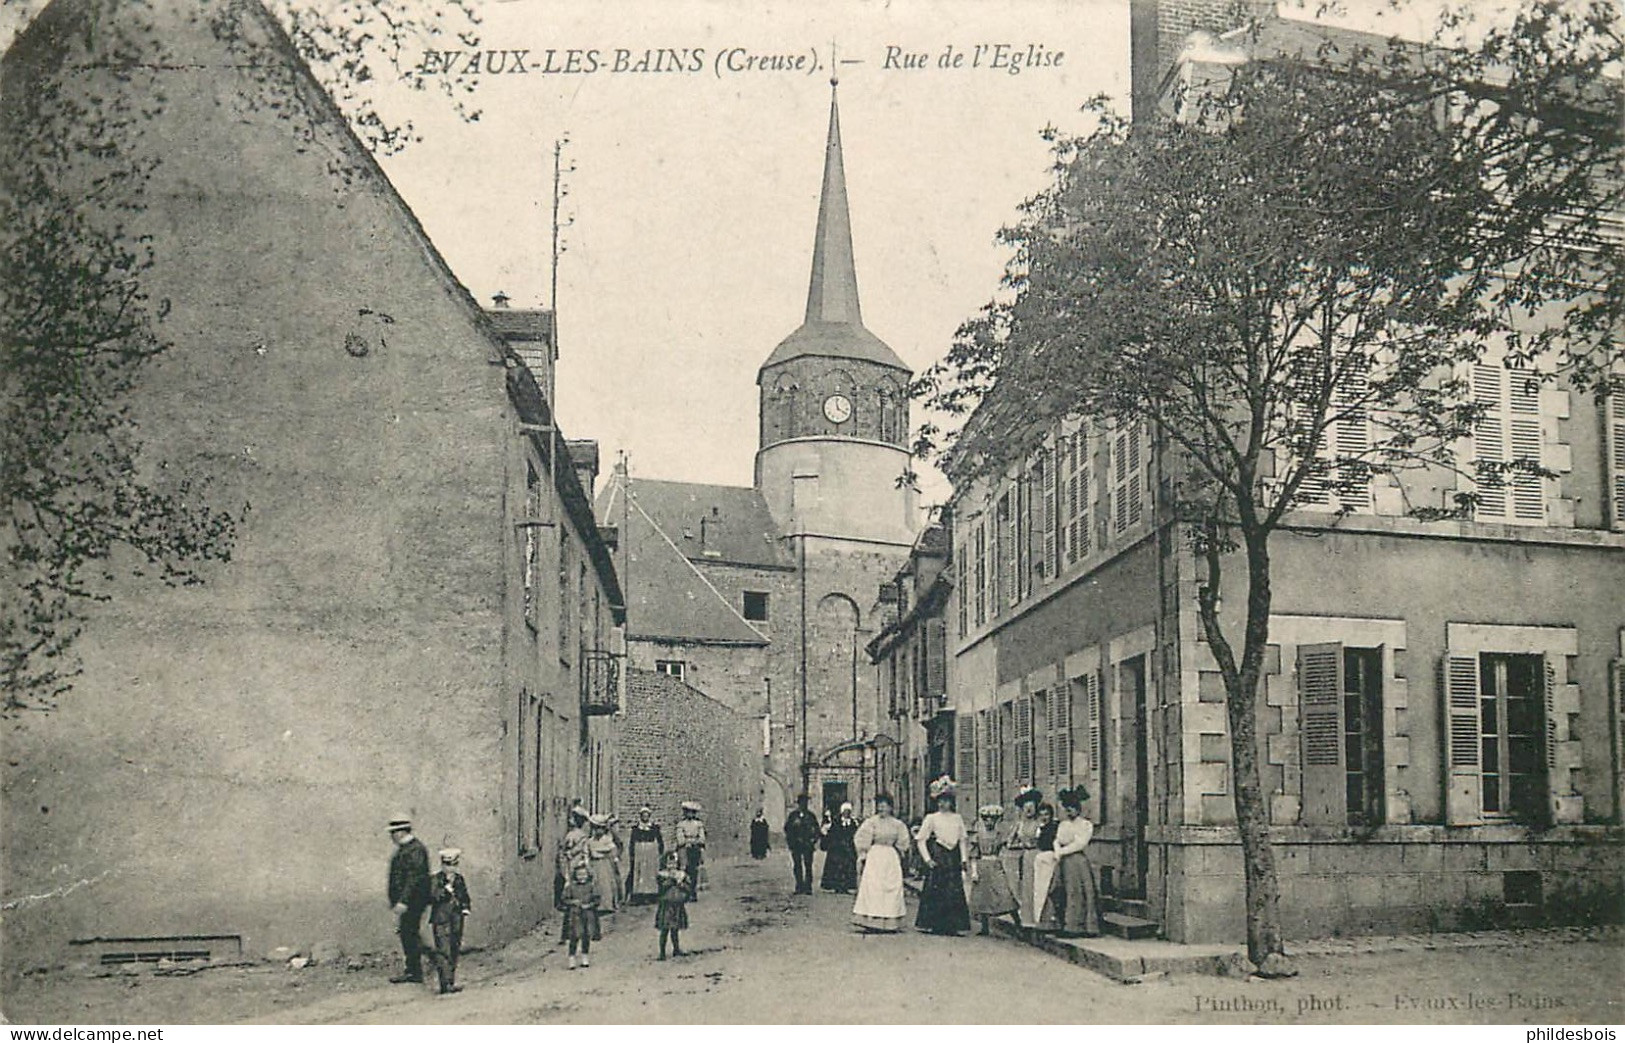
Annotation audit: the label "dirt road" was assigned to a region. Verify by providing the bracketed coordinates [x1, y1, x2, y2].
[6, 853, 1620, 1024]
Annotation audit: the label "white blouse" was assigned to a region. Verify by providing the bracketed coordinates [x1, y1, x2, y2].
[1054, 816, 1094, 856]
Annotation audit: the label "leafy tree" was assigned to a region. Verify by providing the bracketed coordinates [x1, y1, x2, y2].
[916, 0, 1619, 971]
[1, 0, 481, 715]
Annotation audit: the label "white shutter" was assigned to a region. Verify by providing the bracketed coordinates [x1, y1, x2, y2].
[1443, 653, 1483, 825]
[1043, 451, 1058, 581]
[1334, 356, 1371, 511]
[1508, 372, 1544, 522]
[1127, 424, 1144, 528]
[1472, 365, 1508, 519]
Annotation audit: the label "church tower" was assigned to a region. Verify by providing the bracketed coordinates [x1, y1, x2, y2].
[755, 80, 917, 546]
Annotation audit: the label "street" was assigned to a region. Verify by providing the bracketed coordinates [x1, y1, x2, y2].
[5, 852, 1621, 1025]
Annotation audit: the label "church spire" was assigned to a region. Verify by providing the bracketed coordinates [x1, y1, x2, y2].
[804, 77, 862, 326]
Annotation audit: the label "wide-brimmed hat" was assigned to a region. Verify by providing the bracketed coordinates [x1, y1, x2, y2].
[386, 814, 412, 832]
[569, 806, 590, 824]
[588, 812, 611, 827]
[927, 775, 958, 801]
[680, 800, 702, 813]
[1058, 785, 1091, 808]
[1013, 786, 1043, 807]
[978, 804, 1005, 819]
[438, 847, 462, 865]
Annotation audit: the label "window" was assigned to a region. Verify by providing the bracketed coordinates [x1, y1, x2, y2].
[1478, 653, 1548, 820]
[1108, 421, 1145, 539]
[1013, 696, 1033, 784]
[742, 591, 769, 622]
[557, 532, 572, 663]
[1604, 378, 1625, 531]
[994, 493, 1013, 613]
[973, 521, 987, 628]
[1445, 651, 1554, 825]
[654, 660, 686, 681]
[1064, 427, 1092, 565]
[955, 541, 968, 638]
[1298, 644, 1385, 826]
[1469, 363, 1545, 524]
[523, 464, 541, 629]
[1297, 355, 1372, 512]
[957, 712, 978, 791]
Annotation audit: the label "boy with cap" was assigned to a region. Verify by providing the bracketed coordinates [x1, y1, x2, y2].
[429, 847, 472, 994]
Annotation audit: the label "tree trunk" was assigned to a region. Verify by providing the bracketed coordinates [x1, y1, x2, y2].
[1196, 523, 1295, 975]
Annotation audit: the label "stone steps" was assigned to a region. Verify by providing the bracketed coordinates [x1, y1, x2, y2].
[1102, 911, 1161, 940]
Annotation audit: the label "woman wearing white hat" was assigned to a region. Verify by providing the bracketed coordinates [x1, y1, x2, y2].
[674, 800, 706, 900]
[587, 814, 621, 914]
[819, 802, 859, 894]
[915, 776, 972, 935]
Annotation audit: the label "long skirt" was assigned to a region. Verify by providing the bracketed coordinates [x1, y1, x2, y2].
[915, 840, 972, 935]
[682, 846, 703, 900]
[852, 846, 905, 931]
[822, 843, 858, 893]
[1058, 851, 1101, 936]
[590, 857, 620, 913]
[1002, 848, 1039, 926]
[655, 899, 689, 932]
[968, 854, 1017, 916]
[1032, 851, 1061, 931]
[628, 841, 660, 904]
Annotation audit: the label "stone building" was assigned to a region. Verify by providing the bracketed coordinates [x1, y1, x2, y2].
[866, 522, 953, 819]
[942, 1, 1624, 943]
[599, 81, 920, 830]
[0, 0, 623, 972]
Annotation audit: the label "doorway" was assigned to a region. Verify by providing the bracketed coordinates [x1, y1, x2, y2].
[822, 780, 849, 821]
[1119, 654, 1150, 898]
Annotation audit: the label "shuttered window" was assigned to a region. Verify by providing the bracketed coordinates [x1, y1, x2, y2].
[1444, 650, 1561, 826]
[1032, 689, 1049, 784]
[994, 494, 1013, 614]
[956, 541, 968, 638]
[1297, 356, 1372, 511]
[1470, 364, 1545, 524]
[1050, 681, 1074, 790]
[1085, 673, 1104, 822]
[1014, 696, 1033, 784]
[1611, 661, 1625, 824]
[1109, 421, 1145, 538]
[957, 712, 978, 790]
[973, 521, 987, 628]
[1298, 643, 1345, 826]
[1606, 381, 1625, 532]
[1038, 450, 1058, 582]
[925, 618, 947, 702]
[1064, 428, 1092, 566]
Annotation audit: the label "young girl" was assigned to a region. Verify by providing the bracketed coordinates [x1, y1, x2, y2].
[967, 805, 1017, 935]
[560, 861, 602, 969]
[655, 851, 690, 960]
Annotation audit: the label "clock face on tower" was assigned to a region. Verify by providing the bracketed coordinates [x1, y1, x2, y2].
[823, 394, 853, 424]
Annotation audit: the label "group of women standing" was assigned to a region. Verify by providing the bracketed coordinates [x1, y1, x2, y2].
[841, 778, 1099, 939]
[973, 785, 1100, 937]
[557, 801, 708, 923]
[838, 773, 1105, 935]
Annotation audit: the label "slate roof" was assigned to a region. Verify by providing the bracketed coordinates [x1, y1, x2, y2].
[597, 475, 775, 646]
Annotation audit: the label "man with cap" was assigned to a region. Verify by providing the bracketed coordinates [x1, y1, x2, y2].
[386, 814, 433, 984]
[784, 793, 821, 895]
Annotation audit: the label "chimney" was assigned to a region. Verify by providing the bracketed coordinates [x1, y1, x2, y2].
[566, 439, 600, 497]
[491, 291, 512, 308]
[700, 505, 724, 558]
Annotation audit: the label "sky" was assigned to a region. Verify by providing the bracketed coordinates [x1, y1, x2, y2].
[372, 0, 1138, 506]
[0, 0, 1477, 506]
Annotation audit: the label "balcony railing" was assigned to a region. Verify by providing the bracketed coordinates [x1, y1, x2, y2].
[582, 649, 621, 716]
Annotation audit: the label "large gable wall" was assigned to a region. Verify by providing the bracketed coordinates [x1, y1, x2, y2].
[1, 1, 528, 969]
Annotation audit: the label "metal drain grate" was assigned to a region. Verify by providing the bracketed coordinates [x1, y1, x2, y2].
[70, 934, 243, 965]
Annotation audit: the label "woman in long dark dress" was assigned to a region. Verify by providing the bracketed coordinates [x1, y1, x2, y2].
[820, 802, 859, 893]
[625, 806, 665, 905]
[914, 777, 972, 936]
[749, 810, 770, 860]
